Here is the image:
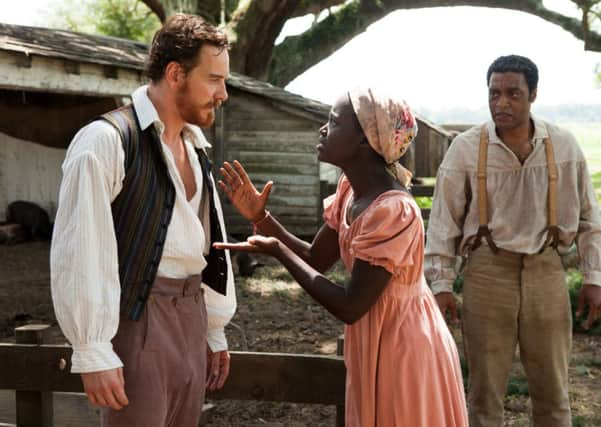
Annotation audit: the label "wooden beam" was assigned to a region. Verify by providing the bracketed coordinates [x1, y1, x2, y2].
[0, 345, 345, 405]
[0, 52, 142, 97]
[214, 106, 225, 167]
[15, 326, 53, 427]
[207, 352, 345, 405]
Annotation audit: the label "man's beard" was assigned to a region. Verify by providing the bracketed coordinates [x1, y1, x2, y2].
[175, 87, 217, 128]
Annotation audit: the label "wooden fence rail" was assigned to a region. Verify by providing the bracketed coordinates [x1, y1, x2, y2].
[0, 325, 346, 427]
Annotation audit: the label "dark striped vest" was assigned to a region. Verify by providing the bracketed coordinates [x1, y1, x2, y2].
[100, 104, 228, 321]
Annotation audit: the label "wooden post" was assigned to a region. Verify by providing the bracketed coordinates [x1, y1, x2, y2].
[214, 106, 225, 167]
[336, 334, 344, 427]
[15, 324, 53, 427]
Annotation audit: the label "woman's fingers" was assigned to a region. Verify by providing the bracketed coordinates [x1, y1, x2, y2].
[213, 242, 260, 252]
[233, 160, 252, 186]
[217, 180, 233, 199]
[222, 162, 243, 186]
[219, 166, 235, 184]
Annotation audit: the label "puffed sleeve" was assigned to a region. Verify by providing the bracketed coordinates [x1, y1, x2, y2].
[350, 194, 422, 276]
[323, 175, 351, 231]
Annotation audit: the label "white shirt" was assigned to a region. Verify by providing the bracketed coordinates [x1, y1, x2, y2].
[51, 86, 236, 373]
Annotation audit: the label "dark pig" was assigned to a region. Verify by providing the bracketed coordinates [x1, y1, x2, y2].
[7, 201, 53, 240]
[0, 223, 28, 245]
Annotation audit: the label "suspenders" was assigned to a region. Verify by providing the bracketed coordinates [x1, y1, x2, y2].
[471, 127, 499, 253]
[470, 125, 560, 254]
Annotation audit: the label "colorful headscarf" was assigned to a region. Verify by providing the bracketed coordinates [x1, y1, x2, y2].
[348, 87, 418, 187]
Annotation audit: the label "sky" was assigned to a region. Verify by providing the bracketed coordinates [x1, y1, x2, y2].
[1, 0, 600, 111]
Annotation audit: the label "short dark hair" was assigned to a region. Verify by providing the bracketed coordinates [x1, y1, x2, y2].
[486, 55, 538, 94]
[145, 14, 229, 82]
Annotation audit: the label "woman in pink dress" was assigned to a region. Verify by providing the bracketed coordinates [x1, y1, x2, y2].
[215, 88, 468, 426]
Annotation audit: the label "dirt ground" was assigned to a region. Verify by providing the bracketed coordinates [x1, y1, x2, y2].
[1, 243, 600, 426]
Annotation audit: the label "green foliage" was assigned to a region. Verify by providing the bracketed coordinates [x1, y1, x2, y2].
[567, 270, 601, 335]
[459, 354, 468, 391]
[572, 415, 601, 427]
[414, 196, 432, 209]
[49, 0, 160, 42]
[268, 0, 367, 86]
[453, 275, 464, 293]
[506, 375, 529, 397]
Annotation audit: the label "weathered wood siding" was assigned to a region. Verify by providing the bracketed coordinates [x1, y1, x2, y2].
[218, 90, 322, 236]
[0, 51, 143, 98]
[413, 127, 453, 177]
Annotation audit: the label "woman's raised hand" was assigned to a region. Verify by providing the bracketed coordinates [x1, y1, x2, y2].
[218, 160, 273, 223]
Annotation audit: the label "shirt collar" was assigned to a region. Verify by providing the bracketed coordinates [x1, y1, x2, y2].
[131, 85, 211, 150]
[486, 114, 549, 145]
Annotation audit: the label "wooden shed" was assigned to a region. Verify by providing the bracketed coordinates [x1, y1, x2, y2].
[0, 23, 453, 237]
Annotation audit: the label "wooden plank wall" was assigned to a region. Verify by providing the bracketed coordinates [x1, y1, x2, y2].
[413, 127, 452, 178]
[219, 90, 322, 236]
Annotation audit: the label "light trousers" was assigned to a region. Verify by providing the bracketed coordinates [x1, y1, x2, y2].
[462, 246, 572, 427]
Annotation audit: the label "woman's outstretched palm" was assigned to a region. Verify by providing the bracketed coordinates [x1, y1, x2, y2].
[214, 235, 280, 256]
[217, 160, 273, 222]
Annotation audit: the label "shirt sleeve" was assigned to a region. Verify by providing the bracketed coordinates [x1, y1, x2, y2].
[322, 175, 350, 231]
[350, 195, 421, 276]
[424, 144, 470, 294]
[204, 172, 237, 352]
[575, 160, 601, 287]
[50, 121, 125, 373]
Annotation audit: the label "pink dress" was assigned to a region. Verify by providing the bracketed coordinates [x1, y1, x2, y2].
[323, 176, 468, 427]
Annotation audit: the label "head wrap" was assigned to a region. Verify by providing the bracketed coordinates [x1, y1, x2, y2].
[348, 87, 418, 187]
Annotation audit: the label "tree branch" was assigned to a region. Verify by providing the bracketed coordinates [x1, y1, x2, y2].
[228, 0, 302, 80]
[140, 0, 166, 22]
[290, 0, 347, 18]
[268, 0, 601, 86]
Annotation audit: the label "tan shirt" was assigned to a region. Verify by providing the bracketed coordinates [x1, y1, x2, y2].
[425, 116, 601, 295]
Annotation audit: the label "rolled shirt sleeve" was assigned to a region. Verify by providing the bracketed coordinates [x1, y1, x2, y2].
[424, 140, 470, 295]
[575, 155, 601, 287]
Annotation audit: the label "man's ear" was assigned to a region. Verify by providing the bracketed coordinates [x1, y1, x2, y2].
[164, 61, 185, 87]
[529, 88, 537, 103]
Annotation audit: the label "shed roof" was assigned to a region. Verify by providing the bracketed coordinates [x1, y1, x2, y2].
[0, 23, 329, 118]
[0, 22, 148, 70]
[0, 22, 451, 136]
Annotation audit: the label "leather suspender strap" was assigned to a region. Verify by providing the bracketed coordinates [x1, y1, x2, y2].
[470, 124, 559, 254]
[477, 126, 489, 228]
[541, 136, 560, 251]
[471, 125, 499, 253]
